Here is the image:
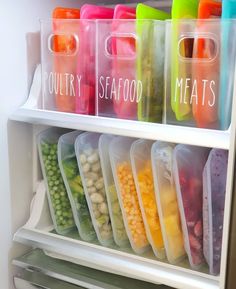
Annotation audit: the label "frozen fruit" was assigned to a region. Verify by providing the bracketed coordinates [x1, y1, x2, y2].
[189, 234, 201, 251]
[194, 221, 203, 237]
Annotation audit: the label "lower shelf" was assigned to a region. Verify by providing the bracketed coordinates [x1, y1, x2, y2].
[13, 249, 170, 289]
[13, 181, 219, 289]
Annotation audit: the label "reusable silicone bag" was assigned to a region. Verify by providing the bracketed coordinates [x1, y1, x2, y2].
[99, 134, 129, 247]
[136, 4, 170, 123]
[58, 131, 96, 241]
[131, 139, 165, 259]
[45, 8, 80, 112]
[112, 6, 137, 120]
[219, 1, 236, 130]
[75, 132, 114, 246]
[203, 149, 228, 275]
[76, 5, 114, 115]
[192, 0, 222, 129]
[173, 144, 209, 268]
[37, 127, 75, 234]
[152, 141, 186, 264]
[170, 0, 199, 122]
[109, 136, 150, 254]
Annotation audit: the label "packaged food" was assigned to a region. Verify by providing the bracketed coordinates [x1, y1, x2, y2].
[112, 5, 137, 120]
[136, 4, 170, 123]
[203, 149, 228, 275]
[51, 7, 80, 112]
[99, 134, 129, 247]
[37, 128, 75, 234]
[173, 144, 209, 268]
[75, 132, 114, 246]
[170, 0, 199, 122]
[219, 0, 236, 129]
[58, 131, 96, 241]
[109, 136, 150, 254]
[192, 0, 222, 129]
[152, 141, 186, 264]
[130, 139, 165, 259]
[76, 5, 114, 115]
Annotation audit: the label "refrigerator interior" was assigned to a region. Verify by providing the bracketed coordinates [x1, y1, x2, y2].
[1, 1, 236, 289]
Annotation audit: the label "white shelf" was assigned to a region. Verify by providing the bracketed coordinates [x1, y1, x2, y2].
[14, 181, 219, 289]
[10, 107, 230, 150]
[10, 65, 230, 149]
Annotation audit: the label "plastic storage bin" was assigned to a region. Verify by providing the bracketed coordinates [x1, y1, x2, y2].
[109, 136, 150, 254]
[173, 144, 209, 268]
[152, 141, 186, 264]
[76, 5, 114, 115]
[219, 16, 236, 129]
[58, 131, 96, 241]
[41, 19, 81, 112]
[37, 128, 75, 234]
[164, 19, 236, 130]
[96, 19, 136, 119]
[96, 20, 166, 122]
[203, 149, 228, 275]
[130, 139, 165, 259]
[75, 132, 114, 246]
[99, 134, 129, 247]
[112, 6, 136, 120]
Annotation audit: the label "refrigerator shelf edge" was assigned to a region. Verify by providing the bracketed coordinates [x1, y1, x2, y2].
[10, 108, 230, 150]
[13, 181, 219, 289]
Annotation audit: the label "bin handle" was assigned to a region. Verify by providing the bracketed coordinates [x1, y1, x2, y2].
[177, 32, 219, 63]
[47, 33, 79, 56]
[104, 32, 137, 60]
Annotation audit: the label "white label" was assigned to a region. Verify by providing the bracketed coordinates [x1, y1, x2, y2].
[174, 77, 216, 107]
[44, 72, 82, 97]
[98, 76, 143, 103]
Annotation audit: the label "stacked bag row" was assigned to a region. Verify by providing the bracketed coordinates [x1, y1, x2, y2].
[41, 0, 236, 130]
[38, 127, 228, 276]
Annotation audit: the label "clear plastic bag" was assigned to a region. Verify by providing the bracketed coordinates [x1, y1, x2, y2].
[37, 128, 75, 234]
[58, 131, 96, 241]
[75, 132, 114, 246]
[99, 134, 129, 247]
[109, 136, 150, 254]
[152, 141, 186, 264]
[203, 149, 228, 275]
[173, 144, 209, 268]
[131, 139, 165, 259]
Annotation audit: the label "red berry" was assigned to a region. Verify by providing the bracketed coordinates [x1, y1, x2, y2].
[189, 234, 201, 250]
[194, 221, 203, 237]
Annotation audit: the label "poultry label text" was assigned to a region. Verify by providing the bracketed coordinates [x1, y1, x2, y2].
[44, 72, 82, 96]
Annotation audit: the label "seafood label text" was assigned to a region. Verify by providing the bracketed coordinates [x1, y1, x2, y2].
[98, 76, 143, 103]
